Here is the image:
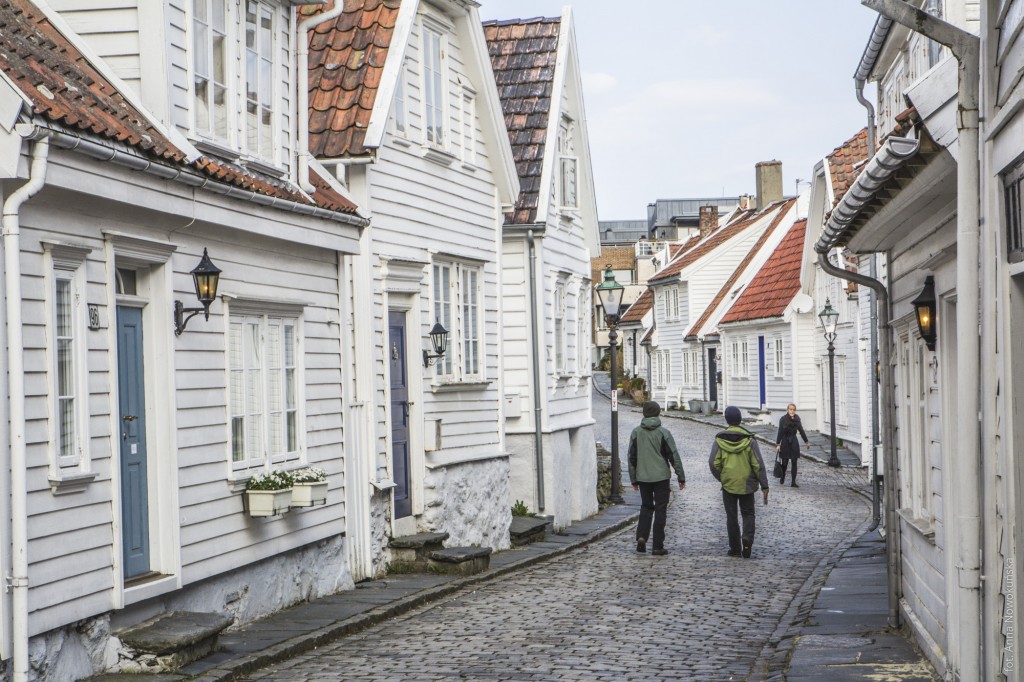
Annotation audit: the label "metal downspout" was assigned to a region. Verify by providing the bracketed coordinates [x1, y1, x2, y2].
[527, 230, 544, 511]
[816, 251, 899, 626]
[297, 3, 345, 192]
[3, 136, 50, 682]
[868, 256, 881, 531]
[861, 1, 981, 675]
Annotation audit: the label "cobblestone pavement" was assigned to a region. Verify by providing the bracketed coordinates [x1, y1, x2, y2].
[238, 391, 870, 681]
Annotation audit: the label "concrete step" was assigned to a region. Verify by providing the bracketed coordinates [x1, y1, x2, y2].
[114, 611, 232, 673]
[388, 531, 450, 573]
[427, 546, 492, 576]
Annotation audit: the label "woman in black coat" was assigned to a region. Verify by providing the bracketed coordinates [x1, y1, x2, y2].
[775, 403, 809, 487]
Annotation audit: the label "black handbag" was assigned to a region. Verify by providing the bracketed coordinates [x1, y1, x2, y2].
[772, 454, 784, 479]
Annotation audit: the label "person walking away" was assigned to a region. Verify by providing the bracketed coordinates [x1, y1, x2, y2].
[775, 403, 810, 487]
[628, 401, 686, 556]
[709, 406, 769, 558]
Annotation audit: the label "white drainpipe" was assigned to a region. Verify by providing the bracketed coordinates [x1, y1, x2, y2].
[3, 134, 50, 682]
[861, 1, 982, 676]
[297, 2, 345, 192]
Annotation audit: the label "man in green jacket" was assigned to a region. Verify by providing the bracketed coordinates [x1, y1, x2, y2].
[709, 406, 769, 558]
[628, 401, 686, 556]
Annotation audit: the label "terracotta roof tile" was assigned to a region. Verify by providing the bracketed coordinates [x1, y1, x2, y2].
[687, 208, 798, 337]
[619, 288, 653, 325]
[483, 17, 560, 225]
[0, 0, 359, 214]
[826, 128, 869, 208]
[305, 0, 402, 159]
[648, 202, 792, 285]
[719, 219, 808, 325]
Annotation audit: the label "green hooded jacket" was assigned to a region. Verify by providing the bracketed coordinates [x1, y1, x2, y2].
[709, 425, 769, 495]
[627, 417, 685, 484]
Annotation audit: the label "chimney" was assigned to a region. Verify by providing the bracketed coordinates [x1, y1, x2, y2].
[755, 160, 783, 210]
[698, 204, 717, 238]
[738, 195, 750, 210]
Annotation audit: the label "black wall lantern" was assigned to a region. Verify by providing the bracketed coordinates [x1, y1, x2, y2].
[423, 321, 449, 367]
[174, 248, 222, 335]
[911, 275, 937, 351]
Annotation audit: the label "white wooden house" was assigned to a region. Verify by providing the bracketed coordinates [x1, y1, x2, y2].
[803, 128, 872, 451]
[644, 190, 795, 411]
[716, 219, 819, 427]
[820, 1, 982, 676]
[0, 0, 369, 677]
[483, 10, 600, 528]
[305, 0, 519, 571]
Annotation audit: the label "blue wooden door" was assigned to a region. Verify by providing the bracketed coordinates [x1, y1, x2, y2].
[758, 335, 767, 406]
[707, 347, 718, 405]
[389, 311, 411, 518]
[117, 306, 150, 578]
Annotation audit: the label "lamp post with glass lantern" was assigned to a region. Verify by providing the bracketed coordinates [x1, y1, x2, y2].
[819, 298, 842, 468]
[595, 265, 625, 503]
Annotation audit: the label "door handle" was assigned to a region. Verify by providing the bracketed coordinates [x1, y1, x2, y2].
[122, 415, 137, 422]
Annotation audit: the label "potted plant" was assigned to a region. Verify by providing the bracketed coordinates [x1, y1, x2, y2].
[245, 469, 294, 517]
[290, 467, 328, 507]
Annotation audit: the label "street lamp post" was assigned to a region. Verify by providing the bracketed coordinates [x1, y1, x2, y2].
[595, 266, 625, 503]
[819, 298, 842, 468]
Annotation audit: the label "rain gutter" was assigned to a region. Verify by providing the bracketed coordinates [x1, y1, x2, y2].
[853, 15, 894, 153]
[527, 228, 545, 511]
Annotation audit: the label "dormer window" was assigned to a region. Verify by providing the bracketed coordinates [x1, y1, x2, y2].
[191, 0, 282, 165]
[422, 24, 448, 149]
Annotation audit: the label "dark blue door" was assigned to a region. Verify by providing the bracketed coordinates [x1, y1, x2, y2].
[389, 311, 411, 518]
[707, 347, 718, 405]
[758, 335, 767, 407]
[117, 306, 150, 579]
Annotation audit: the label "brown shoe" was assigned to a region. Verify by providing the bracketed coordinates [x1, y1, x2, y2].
[652, 549, 668, 556]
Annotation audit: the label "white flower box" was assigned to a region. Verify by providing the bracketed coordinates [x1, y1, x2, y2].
[245, 488, 293, 517]
[291, 480, 328, 507]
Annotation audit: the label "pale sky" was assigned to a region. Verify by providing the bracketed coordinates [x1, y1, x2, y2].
[478, 1, 880, 221]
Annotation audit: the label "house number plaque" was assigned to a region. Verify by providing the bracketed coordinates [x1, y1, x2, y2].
[88, 305, 101, 330]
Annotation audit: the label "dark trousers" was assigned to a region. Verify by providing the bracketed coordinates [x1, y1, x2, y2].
[722, 490, 755, 552]
[636, 480, 671, 550]
[778, 456, 798, 483]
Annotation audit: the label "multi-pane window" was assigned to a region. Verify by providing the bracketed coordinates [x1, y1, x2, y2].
[460, 89, 476, 164]
[578, 285, 591, 373]
[422, 26, 446, 148]
[730, 339, 749, 378]
[394, 65, 408, 136]
[230, 314, 300, 468]
[1005, 162, 1024, 263]
[773, 337, 784, 377]
[56, 277, 77, 463]
[244, 0, 274, 159]
[671, 288, 680, 320]
[193, 0, 228, 139]
[837, 358, 849, 426]
[559, 116, 578, 209]
[554, 280, 566, 373]
[433, 261, 483, 381]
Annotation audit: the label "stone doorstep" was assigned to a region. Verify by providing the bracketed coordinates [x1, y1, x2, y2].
[388, 532, 451, 572]
[427, 546, 492, 577]
[116, 611, 232, 673]
[388, 531, 450, 549]
[509, 516, 549, 546]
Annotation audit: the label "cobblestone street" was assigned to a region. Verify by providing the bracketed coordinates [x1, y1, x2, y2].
[237, 388, 870, 681]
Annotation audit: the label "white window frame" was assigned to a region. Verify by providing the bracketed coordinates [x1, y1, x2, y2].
[227, 304, 305, 474]
[243, 0, 277, 162]
[460, 83, 476, 166]
[421, 21, 449, 150]
[554, 279, 566, 374]
[578, 284, 590, 373]
[837, 356, 849, 426]
[191, 0, 230, 142]
[44, 243, 92, 474]
[432, 259, 484, 383]
[394, 62, 408, 137]
[773, 336, 784, 377]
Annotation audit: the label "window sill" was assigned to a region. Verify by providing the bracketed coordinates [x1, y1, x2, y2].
[422, 146, 457, 167]
[240, 156, 287, 179]
[897, 507, 936, 541]
[49, 471, 99, 496]
[193, 137, 242, 163]
[431, 380, 492, 393]
[392, 134, 413, 148]
[460, 162, 477, 173]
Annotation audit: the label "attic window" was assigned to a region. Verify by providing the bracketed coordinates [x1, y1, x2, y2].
[558, 115, 578, 210]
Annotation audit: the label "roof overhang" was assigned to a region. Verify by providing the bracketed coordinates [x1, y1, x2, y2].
[815, 134, 951, 254]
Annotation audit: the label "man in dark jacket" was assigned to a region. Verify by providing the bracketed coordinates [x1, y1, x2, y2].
[709, 406, 769, 558]
[628, 401, 686, 556]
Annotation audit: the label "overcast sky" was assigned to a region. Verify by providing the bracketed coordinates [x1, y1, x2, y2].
[478, 1, 880, 221]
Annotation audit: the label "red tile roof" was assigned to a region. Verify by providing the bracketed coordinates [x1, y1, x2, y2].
[0, 0, 359, 214]
[827, 128, 869, 208]
[719, 218, 808, 325]
[687, 205, 798, 337]
[483, 17, 560, 225]
[305, 0, 401, 159]
[619, 289, 652, 325]
[648, 202, 791, 285]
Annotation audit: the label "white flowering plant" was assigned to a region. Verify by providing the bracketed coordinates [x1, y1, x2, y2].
[246, 469, 295, 491]
[290, 467, 328, 484]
